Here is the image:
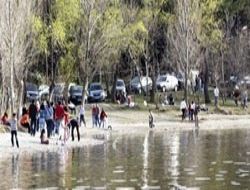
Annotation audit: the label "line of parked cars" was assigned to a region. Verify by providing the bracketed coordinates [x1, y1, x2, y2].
[25, 73, 186, 104]
[25, 80, 125, 104]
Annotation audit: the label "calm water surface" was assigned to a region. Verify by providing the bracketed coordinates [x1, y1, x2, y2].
[1, 129, 250, 190]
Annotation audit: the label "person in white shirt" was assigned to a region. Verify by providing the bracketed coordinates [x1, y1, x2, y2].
[79, 105, 86, 127]
[190, 101, 196, 121]
[180, 98, 187, 120]
[214, 86, 219, 108]
[9, 113, 19, 148]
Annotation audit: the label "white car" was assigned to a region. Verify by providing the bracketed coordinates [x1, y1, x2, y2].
[116, 79, 126, 95]
[38, 84, 50, 99]
[130, 76, 152, 94]
[156, 75, 178, 92]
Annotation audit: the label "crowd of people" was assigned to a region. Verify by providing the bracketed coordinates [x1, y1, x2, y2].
[0, 100, 109, 148]
[0, 84, 248, 148]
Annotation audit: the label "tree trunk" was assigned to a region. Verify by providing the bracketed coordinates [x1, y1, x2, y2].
[150, 58, 156, 104]
[17, 80, 24, 118]
[204, 53, 210, 104]
[82, 76, 89, 106]
[63, 82, 69, 105]
[111, 64, 118, 103]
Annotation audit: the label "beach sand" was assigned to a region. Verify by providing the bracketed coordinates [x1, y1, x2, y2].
[0, 108, 249, 156]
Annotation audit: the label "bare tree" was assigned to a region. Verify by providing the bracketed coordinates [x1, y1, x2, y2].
[77, 0, 122, 105]
[168, 0, 200, 102]
[0, 0, 36, 115]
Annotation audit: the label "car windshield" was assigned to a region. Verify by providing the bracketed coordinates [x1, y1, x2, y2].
[26, 83, 38, 91]
[90, 84, 102, 91]
[54, 85, 63, 93]
[71, 86, 83, 93]
[131, 77, 140, 83]
[116, 81, 124, 87]
[158, 76, 167, 82]
[39, 85, 48, 91]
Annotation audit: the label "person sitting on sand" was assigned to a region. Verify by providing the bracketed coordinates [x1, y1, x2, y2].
[149, 109, 155, 128]
[20, 111, 30, 134]
[40, 129, 49, 145]
[1, 112, 10, 126]
[100, 108, 107, 128]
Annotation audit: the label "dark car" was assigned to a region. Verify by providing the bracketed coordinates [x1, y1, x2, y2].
[51, 83, 65, 103]
[26, 83, 39, 102]
[69, 85, 83, 105]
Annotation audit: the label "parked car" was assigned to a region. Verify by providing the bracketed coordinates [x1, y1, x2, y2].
[239, 75, 250, 88]
[116, 79, 126, 95]
[69, 85, 84, 105]
[88, 83, 106, 102]
[130, 76, 152, 94]
[38, 84, 49, 100]
[156, 75, 178, 92]
[26, 83, 39, 101]
[51, 83, 65, 103]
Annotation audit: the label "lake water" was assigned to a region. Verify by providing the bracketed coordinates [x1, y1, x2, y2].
[1, 129, 250, 189]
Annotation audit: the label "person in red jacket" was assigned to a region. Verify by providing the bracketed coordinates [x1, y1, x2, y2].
[99, 108, 107, 128]
[55, 101, 64, 135]
[1, 112, 10, 126]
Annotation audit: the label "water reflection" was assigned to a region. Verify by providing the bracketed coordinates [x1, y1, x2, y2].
[0, 129, 250, 189]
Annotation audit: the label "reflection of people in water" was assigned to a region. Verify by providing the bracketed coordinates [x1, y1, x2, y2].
[149, 110, 155, 128]
[11, 154, 19, 189]
[40, 129, 49, 145]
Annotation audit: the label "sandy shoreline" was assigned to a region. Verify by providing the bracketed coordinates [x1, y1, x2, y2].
[0, 110, 250, 155]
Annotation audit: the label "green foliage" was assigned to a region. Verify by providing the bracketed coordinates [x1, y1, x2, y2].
[32, 16, 49, 54]
[199, 0, 224, 50]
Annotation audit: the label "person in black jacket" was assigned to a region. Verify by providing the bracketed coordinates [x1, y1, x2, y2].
[29, 100, 38, 136]
[68, 118, 80, 142]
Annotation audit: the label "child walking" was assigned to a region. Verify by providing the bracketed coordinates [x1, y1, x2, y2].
[9, 113, 19, 148]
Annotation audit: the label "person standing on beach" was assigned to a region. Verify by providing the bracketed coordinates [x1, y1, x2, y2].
[95, 104, 100, 127]
[29, 100, 38, 136]
[9, 113, 19, 148]
[92, 105, 96, 127]
[100, 108, 107, 128]
[79, 104, 86, 127]
[39, 103, 47, 132]
[214, 86, 219, 108]
[68, 117, 80, 141]
[180, 98, 187, 121]
[55, 101, 65, 135]
[190, 101, 196, 121]
[45, 102, 54, 138]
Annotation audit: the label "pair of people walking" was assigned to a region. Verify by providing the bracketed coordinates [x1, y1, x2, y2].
[92, 104, 108, 128]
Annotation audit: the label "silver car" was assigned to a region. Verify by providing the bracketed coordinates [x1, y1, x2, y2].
[130, 76, 152, 94]
[116, 79, 126, 95]
[88, 83, 106, 102]
[26, 83, 39, 101]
